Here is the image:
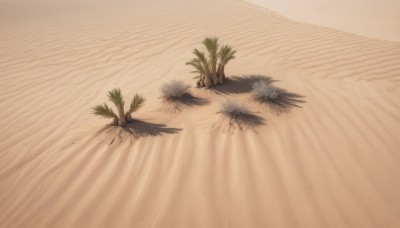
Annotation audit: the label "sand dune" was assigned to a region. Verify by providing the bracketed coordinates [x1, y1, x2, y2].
[1, 0, 400, 227]
[245, 0, 400, 41]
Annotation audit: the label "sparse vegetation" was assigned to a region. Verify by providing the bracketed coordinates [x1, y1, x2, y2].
[186, 37, 236, 88]
[160, 80, 191, 100]
[218, 99, 251, 119]
[251, 80, 283, 102]
[92, 88, 145, 127]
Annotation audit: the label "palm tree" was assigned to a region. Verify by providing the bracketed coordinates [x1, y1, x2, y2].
[125, 94, 145, 122]
[203, 37, 219, 85]
[186, 58, 206, 87]
[186, 37, 236, 88]
[192, 49, 213, 87]
[92, 88, 145, 127]
[217, 45, 236, 84]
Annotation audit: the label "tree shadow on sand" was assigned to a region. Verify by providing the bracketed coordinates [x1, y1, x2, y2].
[211, 75, 276, 94]
[162, 93, 209, 112]
[97, 120, 182, 145]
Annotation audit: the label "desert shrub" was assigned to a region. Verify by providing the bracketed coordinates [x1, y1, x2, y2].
[161, 80, 191, 100]
[251, 80, 283, 102]
[218, 99, 251, 119]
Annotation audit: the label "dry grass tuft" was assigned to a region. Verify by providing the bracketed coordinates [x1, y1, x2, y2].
[218, 99, 251, 119]
[161, 80, 191, 100]
[251, 80, 284, 102]
[217, 98, 265, 129]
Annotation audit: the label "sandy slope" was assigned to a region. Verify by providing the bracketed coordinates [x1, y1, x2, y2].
[1, 0, 400, 227]
[246, 0, 400, 42]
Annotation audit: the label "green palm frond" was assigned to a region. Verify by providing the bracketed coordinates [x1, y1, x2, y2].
[187, 37, 236, 87]
[202, 37, 219, 56]
[218, 45, 236, 65]
[126, 94, 145, 115]
[193, 49, 207, 65]
[202, 37, 219, 72]
[192, 49, 211, 75]
[186, 58, 206, 75]
[92, 103, 118, 119]
[107, 88, 125, 108]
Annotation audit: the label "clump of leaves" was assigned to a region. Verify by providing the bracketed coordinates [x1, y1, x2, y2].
[93, 88, 145, 127]
[186, 37, 236, 88]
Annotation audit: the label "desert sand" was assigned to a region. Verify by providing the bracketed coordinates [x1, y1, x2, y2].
[1, 0, 400, 227]
[247, 0, 400, 41]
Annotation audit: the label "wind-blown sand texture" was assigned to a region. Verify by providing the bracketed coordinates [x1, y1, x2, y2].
[1, 0, 400, 227]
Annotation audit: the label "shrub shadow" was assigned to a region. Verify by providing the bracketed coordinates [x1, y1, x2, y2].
[97, 120, 182, 145]
[261, 91, 306, 114]
[229, 113, 265, 129]
[162, 93, 209, 112]
[217, 112, 266, 130]
[211, 75, 276, 94]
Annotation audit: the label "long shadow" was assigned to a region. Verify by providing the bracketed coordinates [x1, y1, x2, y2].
[262, 91, 306, 114]
[97, 120, 182, 145]
[218, 111, 265, 130]
[211, 75, 276, 94]
[162, 93, 209, 112]
[165, 93, 209, 106]
[229, 113, 266, 129]
[124, 120, 182, 137]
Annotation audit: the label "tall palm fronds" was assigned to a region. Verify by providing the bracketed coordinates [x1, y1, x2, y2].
[186, 57, 209, 87]
[186, 37, 236, 88]
[92, 88, 145, 127]
[186, 58, 205, 75]
[203, 37, 219, 83]
[107, 88, 126, 126]
[93, 103, 119, 125]
[192, 49, 211, 78]
[217, 45, 236, 83]
[125, 94, 145, 121]
[108, 88, 125, 106]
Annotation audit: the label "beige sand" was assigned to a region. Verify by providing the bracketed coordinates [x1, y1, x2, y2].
[1, 0, 400, 227]
[246, 0, 400, 41]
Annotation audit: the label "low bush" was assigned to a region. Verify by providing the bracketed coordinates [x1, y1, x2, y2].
[218, 99, 251, 119]
[161, 80, 191, 100]
[251, 80, 283, 102]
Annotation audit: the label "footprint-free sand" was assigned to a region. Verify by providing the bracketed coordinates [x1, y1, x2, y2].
[1, 0, 400, 227]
